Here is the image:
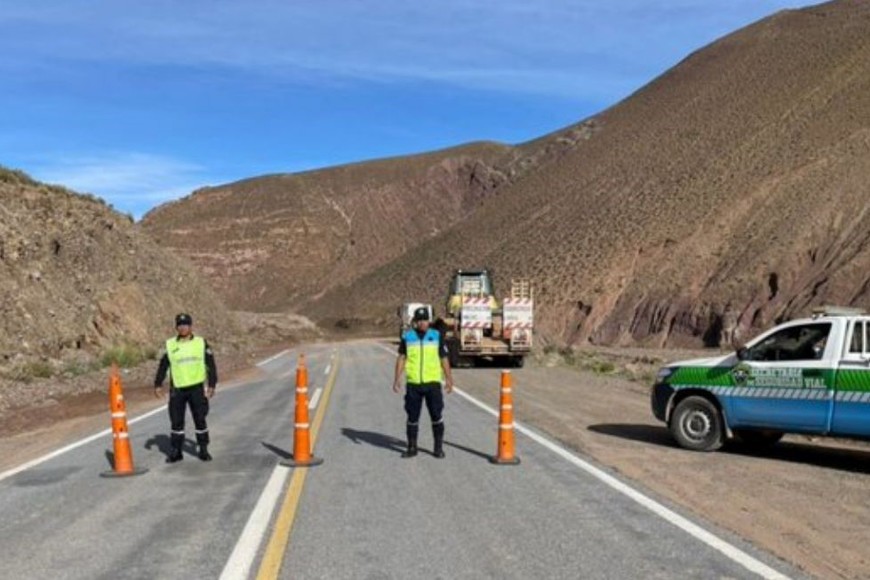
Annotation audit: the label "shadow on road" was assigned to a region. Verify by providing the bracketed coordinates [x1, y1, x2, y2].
[341, 428, 405, 454]
[726, 441, 870, 475]
[589, 422, 870, 474]
[443, 440, 492, 461]
[144, 434, 196, 459]
[587, 423, 676, 447]
[261, 441, 292, 460]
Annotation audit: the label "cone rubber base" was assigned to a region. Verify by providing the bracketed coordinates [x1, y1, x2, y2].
[281, 456, 324, 467]
[490, 456, 521, 465]
[100, 467, 149, 478]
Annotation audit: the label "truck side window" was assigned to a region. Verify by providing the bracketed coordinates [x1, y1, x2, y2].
[849, 322, 864, 354]
[746, 323, 832, 362]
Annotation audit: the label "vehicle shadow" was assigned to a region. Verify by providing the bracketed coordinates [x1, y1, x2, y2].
[587, 423, 677, 447]
[588, 423, 870, 474]
[725, 440, 870, 474]
[341, 428, 406, 454]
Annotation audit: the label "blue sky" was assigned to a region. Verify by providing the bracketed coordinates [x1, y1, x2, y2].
[0, 0, 815, 219]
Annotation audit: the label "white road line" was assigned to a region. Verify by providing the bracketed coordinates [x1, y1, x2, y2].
[451, 387, 790, 580]
[0, 404, 167, 483]
[308, 387, 323, 410]
[219, 465, 291, 580]
[324, 364, 331, 375]
[257, 349, 290, 367]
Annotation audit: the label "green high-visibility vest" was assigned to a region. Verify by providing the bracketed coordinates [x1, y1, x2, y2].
[404, 328, 443, 385]
[166, 336, 207, 388]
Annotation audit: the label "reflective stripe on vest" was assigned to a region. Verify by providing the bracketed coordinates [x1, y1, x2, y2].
[404, 328, 442, 385]
[166, 336, 207, 388]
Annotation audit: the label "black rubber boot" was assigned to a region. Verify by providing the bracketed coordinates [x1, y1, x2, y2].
[402, 437, 418, 458]
[403, 423, 419, 458]
[433, 423, 445, 459]
[198, 444, 212, 462]
[166, 447, 183, 463]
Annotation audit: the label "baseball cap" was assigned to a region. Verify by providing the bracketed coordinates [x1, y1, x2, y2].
[175, 313, 193, 326]
[412, 307, 429, 322]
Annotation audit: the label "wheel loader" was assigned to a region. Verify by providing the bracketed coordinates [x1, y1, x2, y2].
[434, 269, 534, 368]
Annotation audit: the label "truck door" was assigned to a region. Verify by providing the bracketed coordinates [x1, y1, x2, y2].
[831, 319, 870, 437]
[728, 322, 833, 431]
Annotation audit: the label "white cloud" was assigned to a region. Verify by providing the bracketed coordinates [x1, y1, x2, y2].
[27, 152, 209, 218]
[0, 0, 816, 100]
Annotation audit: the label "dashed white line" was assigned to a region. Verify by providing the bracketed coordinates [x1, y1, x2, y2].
[308, 388, 323, 410]
[257, 349, 290, 367]
[219, 465, 291, 580]
[324, 364, 331, 375]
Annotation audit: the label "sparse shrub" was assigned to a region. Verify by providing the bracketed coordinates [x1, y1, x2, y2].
[101, 343, 148, 368]
[4, 360, 54, 383]
[589, 360, 616, 375]
[62, 359, 102, 377]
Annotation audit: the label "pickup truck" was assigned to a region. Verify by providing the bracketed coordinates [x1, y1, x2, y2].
[651, 306, 870, 451]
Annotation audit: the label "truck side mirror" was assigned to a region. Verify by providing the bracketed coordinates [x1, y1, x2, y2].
[736, 347, 749, 361]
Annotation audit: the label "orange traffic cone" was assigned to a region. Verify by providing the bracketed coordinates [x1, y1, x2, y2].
[491, 370, 520, 465]
[101, 364, 148, 477]
[281, 354, 323, 467]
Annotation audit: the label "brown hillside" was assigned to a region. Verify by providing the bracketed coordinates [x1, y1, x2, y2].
[140, 130, 595, 312]
[140, 0, 870, 347]
[0, 168, 241, 376]
[306, 0, 870, 346]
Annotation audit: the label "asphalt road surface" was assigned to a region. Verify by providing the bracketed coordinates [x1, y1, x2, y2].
[0, 341, 806, 579]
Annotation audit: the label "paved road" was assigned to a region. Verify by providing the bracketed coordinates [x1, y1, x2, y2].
[0, 341, 805, 579]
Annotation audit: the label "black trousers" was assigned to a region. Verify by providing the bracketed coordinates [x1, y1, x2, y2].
[168, 384, 210, 450]
[404, 384, 444, 444]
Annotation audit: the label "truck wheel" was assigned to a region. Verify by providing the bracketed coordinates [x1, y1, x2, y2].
[513, 356, 525, 368]
[733, 429, 783, 448]
[669, 396, 724, 452]
[447, 338, 460, 368]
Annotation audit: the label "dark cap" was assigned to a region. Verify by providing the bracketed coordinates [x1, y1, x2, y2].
[175, 313, 193, 326]
[412, 307, 429, 322]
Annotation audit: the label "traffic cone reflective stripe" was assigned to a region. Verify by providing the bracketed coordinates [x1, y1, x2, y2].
[282, 354, 323, 467]
[101, 364, 147, 478]
[491, 370, 520, 465]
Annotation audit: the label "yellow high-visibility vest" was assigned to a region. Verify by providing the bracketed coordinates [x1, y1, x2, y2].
[166, 336, 207, 388]
[404, 329, 442, 385]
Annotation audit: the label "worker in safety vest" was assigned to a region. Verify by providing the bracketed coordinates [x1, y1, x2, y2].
[154, 313, 218, 463]
[392, 306, 454, 458]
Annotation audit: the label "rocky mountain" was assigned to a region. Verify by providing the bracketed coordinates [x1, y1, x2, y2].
[139, 130, 593, 312]
[142, 0, 870, 347]
[0, 168, 241, 377]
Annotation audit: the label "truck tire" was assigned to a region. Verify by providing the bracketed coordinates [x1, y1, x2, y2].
[669, 396, 724, 452]
[447, 338, 461, 368]
[733, 429, 783, 448]
[512, 356, 525, 368]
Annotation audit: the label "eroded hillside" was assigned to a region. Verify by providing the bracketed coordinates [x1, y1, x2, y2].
[0, 168, 241, 378]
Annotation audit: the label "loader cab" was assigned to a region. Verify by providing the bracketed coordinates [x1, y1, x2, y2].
[450, 269, 495, 297]
[447, 269, 496, 316]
